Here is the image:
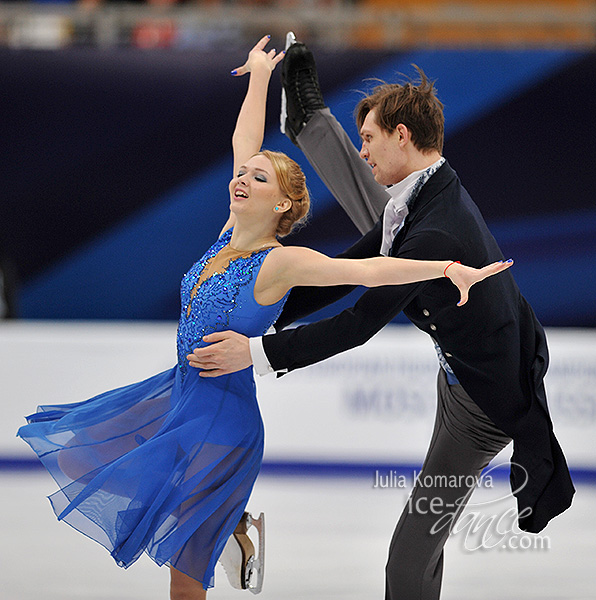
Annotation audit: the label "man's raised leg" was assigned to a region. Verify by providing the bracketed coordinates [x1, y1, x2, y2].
[281, 40, 388, 234]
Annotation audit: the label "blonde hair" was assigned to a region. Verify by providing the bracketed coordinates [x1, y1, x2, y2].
[257, 150, 310, 237]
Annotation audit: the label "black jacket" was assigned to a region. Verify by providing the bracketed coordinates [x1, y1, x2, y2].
[264, 162, 574, 533]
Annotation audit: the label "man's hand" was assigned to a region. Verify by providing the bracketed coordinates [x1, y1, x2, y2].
[187, 331, 253, 377]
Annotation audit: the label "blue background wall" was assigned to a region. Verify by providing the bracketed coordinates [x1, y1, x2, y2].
[2, 46, 595, 325]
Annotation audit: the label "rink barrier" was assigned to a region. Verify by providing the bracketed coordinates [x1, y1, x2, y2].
[3, 323, 594, 476]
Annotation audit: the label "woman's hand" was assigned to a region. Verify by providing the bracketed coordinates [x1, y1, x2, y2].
[446, 259, 513, 306]
[231, 35, 285, 77]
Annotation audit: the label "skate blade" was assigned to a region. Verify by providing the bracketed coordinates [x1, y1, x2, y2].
[245, 512, 265, 594]
[285, 31, 297, 49]
[280, 31, 297, 135]
[219, 512, 265, 594]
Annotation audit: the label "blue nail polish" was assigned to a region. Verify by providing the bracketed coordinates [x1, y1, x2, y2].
[506, 258, 513, 263]
[231, 70, 237, 75]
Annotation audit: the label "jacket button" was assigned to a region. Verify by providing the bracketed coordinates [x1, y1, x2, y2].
[430, 324, 437, 331]
[423, 309, 430, 317]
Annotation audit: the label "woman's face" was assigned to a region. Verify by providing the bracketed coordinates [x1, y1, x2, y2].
[229, 154, 285, 218]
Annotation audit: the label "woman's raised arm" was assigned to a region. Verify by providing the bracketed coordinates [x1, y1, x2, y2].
[219, 36, 285, 236]
[231, 35, 285, 175]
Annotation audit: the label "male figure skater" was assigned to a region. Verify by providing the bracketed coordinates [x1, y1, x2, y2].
[191, 40, 574, 599]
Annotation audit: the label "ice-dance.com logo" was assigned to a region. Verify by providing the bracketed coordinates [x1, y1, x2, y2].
[373, 462, 551, 552]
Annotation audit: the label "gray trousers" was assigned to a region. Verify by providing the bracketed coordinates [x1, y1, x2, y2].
[385, 371, 511, 600]
[296, 108, 388, 234]
[297, 113, 512, 599]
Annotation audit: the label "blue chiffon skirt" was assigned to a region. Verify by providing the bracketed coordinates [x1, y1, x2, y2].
[17, 365, 264, 589]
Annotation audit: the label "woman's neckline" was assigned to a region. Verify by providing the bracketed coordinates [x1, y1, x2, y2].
[227, 241, 280, 253]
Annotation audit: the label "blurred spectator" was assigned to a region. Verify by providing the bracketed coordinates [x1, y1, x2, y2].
[131, 0, 178, 49]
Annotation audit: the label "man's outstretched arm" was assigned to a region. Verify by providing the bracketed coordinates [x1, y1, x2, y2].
[263, 279, 423, 373]
[188, 280, 423, 378]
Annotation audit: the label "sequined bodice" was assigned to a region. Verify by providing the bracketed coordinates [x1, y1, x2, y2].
[177, 229, 288, 377]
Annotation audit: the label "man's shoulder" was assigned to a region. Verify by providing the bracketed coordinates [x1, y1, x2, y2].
[418, 162, 485, 219]
[402, 166, 494, 250]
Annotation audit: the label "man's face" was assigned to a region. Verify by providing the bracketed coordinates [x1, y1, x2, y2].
[359, 108, 408, 185]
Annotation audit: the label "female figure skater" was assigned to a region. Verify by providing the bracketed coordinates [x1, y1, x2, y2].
[17, 36, 511, 600]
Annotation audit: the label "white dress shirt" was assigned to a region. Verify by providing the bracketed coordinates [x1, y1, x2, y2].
[249, 328, 279, 375]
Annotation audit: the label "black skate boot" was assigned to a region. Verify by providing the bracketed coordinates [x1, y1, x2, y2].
[280, 32, 327, 145]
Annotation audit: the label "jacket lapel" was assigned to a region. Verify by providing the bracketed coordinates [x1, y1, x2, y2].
[390, 161, 457, 255]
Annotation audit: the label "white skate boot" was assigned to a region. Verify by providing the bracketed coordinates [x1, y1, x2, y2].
[219, 512, 265, 594]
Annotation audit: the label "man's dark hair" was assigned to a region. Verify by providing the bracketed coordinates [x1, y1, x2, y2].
[355, 66, 445, 154]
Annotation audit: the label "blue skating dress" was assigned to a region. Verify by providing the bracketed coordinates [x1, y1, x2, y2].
[17, 228, 288, 589]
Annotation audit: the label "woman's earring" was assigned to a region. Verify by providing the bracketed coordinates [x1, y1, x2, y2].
[274, 207, 279, 212]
